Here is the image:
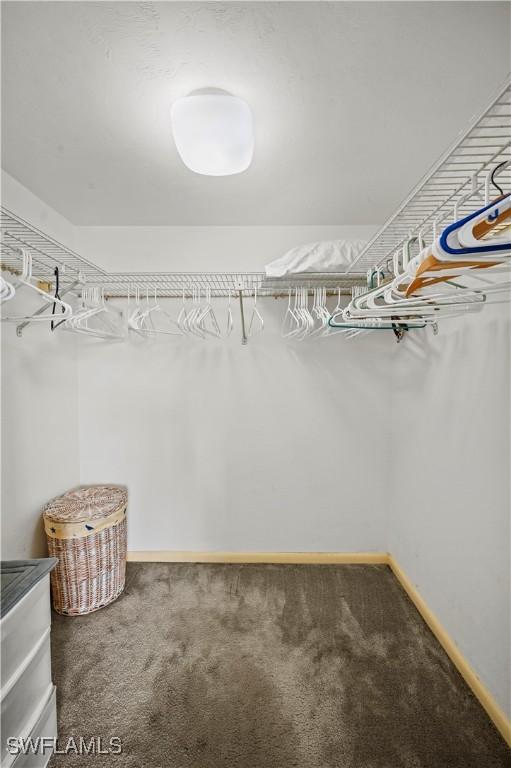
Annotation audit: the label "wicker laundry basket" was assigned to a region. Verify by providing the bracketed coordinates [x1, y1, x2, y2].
[42, 485, 127, 616]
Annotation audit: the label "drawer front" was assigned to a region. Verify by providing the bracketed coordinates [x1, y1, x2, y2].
[9, 687, 57, 768]
[1, 576, 51, 690]
[1, 633, 53, 768]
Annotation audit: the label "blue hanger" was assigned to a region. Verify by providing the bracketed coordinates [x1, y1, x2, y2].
[439, 194, 511, 257]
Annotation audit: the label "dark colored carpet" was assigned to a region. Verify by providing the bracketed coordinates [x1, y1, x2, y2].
[49, 563, 510, 767]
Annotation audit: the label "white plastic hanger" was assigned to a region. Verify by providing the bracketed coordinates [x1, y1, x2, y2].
[127, 286, 142, 333]
[63, 287, 125, 339]
[308, 287, 330, 337]
[226, 291, 234, 336]
[187, 287, 206, 338]
[282, 288, 299, 337]
[248, 285, 264, 336]
[135, 288, 182, 337]
[289, 288, 309, 340]
[197, 287, 222, 338]
[177, 288, 189, 334]
[2, 250, 72, 323]
[0, 275, 15, 304]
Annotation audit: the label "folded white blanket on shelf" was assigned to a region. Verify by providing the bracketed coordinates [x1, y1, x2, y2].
[265, 239, 367, 277]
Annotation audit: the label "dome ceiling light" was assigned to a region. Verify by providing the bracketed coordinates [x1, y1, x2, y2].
[171, 89, 254, 176]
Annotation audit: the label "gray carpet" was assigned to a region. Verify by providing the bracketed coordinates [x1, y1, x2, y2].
[49, 563, 510, 767]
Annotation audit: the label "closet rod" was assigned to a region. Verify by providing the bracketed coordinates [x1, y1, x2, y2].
[102, 288, 355, 299]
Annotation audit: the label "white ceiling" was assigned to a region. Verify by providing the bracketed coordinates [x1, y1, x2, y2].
[2, 2, 510, 226]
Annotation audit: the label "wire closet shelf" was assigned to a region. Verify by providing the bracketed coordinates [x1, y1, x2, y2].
[346, 78, 511, 275]
[0, 208, 363, 298]
[1, 78, 510, 298]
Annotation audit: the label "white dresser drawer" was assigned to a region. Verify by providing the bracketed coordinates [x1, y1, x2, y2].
[1, 633, 53, 768]
[9, 687, 57, 768]
[1, 576, 52, 691]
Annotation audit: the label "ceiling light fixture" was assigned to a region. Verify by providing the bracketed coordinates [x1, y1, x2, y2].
[171, 89, 254, 176]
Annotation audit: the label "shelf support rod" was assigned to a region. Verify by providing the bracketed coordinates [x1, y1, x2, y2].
[238, 290, 248, 345]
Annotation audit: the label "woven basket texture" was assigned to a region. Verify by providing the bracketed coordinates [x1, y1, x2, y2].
[43, 485, 127, 616]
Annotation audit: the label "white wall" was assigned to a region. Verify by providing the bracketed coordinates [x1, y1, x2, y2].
[77, 298, 391, 552]
[1, 293, 80, 559]
[388, 303, 511, 718]
[75, 225, 376, 272]
[1, 173, 81, 559]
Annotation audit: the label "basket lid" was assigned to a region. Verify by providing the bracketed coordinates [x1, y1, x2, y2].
[42, 485, 127, 523]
